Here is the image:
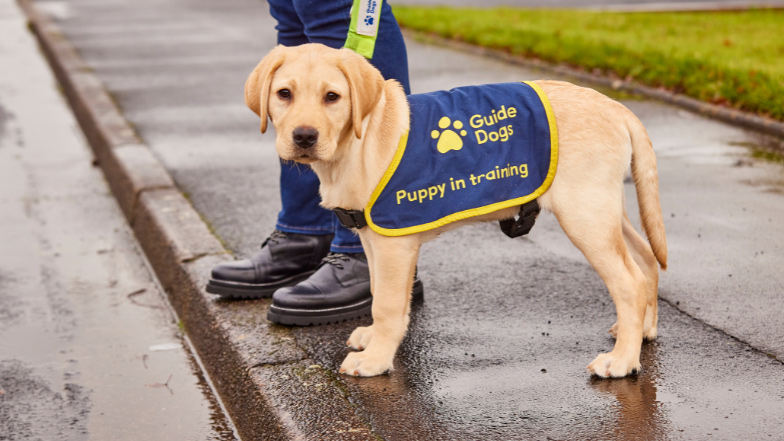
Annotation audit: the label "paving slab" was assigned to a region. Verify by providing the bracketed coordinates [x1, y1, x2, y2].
[23, 0, 784, 439]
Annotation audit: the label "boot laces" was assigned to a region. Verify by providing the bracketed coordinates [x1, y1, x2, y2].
[321, 252, 350, 270]
[261, 230, 288, 248]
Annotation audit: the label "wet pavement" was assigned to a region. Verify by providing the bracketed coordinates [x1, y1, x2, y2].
[0, 1, 237, 439]
[21, 0, 784, 439]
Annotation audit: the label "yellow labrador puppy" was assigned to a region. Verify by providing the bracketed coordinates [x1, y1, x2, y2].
[245, 44, 667, 378]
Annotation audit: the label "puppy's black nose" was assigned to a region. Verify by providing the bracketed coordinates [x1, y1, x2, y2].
[293, 126, 319, 149]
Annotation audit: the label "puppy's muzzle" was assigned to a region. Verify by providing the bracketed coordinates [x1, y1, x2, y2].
[292, 126, 319, 149]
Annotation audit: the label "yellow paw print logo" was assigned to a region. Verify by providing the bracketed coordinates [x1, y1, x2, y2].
[431, 116, 467, 154]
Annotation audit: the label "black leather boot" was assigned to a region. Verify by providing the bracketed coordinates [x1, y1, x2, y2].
[267, 252, 424, 326]
[206, 230, 333, 299]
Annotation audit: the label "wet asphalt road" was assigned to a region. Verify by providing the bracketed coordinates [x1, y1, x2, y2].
[0, 2, 237, 439]
[22, 0, 784, 439]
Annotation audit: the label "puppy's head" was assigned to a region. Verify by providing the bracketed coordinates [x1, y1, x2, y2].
[245, 44, 384, 164]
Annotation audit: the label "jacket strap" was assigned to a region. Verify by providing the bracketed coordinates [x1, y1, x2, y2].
[499, 199, 540, 238]
[335, 200, 540, 236]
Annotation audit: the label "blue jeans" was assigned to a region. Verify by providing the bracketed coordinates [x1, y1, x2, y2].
[268, 0, 410, 253]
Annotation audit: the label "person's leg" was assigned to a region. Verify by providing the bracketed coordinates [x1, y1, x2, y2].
[276, 160, 334, 236]
[206, 0, 335, 299]
[209, 0, 423, 314]
[267, 0, 421, 325]
[355, 0, 411, 94]
[293, 0, 410, 253]
[291, 0, 410, 93]
[268, 0, 336, 237]
[267, 0, 308, 46]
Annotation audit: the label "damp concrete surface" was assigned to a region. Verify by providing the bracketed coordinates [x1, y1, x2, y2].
[16, 0, 784, 439]
[0, 2, 237, 439]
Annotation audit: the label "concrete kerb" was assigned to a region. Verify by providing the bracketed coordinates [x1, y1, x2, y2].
[404, 30, 784, 142]
[17, 1, 379, 439]
[100, 145, 175, 220]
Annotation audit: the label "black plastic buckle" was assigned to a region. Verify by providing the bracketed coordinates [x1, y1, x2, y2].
[333, 207, 368, 229]
[499, 199, 540, 238]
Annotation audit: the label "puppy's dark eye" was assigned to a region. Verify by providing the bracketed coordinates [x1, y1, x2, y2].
[277, 89, 291, 100]
[325, 92, 340, 102]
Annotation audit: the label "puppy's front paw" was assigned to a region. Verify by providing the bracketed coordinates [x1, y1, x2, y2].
[587, 352, 641, 378]
[346, 325, 374, 351]
[339, 351, 393, 377]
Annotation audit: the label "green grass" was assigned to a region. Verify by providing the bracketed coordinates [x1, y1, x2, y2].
[394, 7, 784, 120]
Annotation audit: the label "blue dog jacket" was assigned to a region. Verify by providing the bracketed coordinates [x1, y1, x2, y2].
[364, 81, 558, 236]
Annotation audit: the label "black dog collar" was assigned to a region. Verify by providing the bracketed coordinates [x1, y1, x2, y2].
[333, 207, 367, 229]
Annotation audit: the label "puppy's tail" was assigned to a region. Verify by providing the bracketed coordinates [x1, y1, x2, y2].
[628, 115, 668, 270]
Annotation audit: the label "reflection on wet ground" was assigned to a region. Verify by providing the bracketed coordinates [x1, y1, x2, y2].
[589, 342, 670, 441]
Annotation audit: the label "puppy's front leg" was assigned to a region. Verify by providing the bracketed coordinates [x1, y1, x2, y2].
[340, 234, 419, 377]
[346, 233, 376, 351]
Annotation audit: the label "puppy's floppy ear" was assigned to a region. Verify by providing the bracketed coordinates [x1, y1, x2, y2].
[245, 45, 286, 134]
[337, 49, 385, 139]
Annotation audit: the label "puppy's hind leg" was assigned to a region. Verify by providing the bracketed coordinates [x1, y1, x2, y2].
[621, 212, 659, 341]
[550, 197, 648, 378]
[341, 233, 420, 377]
